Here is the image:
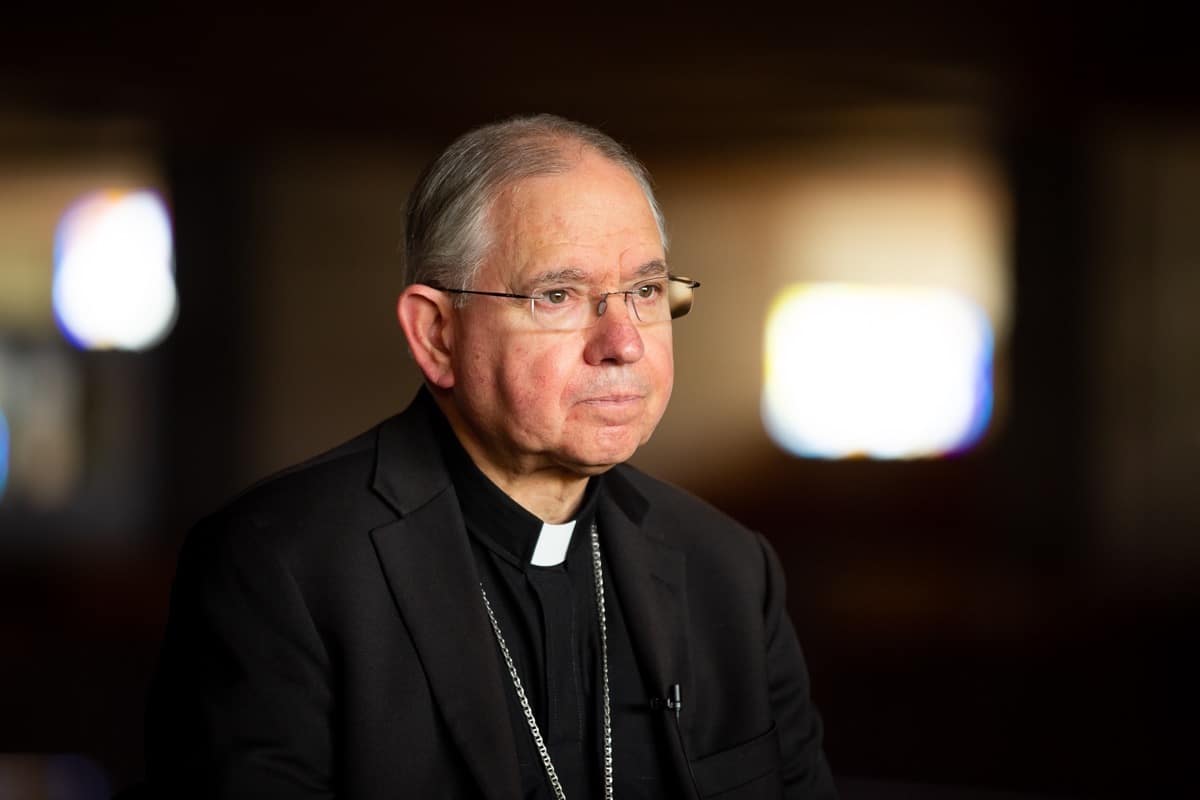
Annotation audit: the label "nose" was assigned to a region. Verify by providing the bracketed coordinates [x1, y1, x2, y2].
[583, 293, 644, 365]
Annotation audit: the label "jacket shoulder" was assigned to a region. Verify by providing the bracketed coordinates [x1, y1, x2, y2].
[610, 463, 764, 563]
[226, 425, 385, 525]
[186, 420, 398, 570]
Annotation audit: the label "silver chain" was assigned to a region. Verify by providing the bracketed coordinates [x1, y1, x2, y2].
[479, 521, 613, 800]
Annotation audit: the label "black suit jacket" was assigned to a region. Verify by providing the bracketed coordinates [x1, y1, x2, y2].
[146, 392, 836, 799]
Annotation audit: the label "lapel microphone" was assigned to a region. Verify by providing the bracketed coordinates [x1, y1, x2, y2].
[650, 683, 683, 719]
[653, 684, 701, 798]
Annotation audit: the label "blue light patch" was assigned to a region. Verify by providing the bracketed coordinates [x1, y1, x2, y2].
[0, 407, 10, 503]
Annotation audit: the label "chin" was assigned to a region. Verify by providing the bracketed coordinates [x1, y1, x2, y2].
[565, 460, 623, 477]
[562, 430, 647, 473]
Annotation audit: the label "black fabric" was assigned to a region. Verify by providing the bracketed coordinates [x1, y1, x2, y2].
[145, 389, 838, 799]
[431, 405, 672, 798]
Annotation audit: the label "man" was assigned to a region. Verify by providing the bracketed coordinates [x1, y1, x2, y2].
[146, 114, 837, 798]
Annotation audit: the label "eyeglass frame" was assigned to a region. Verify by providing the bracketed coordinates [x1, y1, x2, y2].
[426, 274, 701, 327]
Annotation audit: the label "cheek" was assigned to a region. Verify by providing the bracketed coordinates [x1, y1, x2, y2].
[647, 331, 675, 393]
[456, 326, 519, 416]
[500, 342, 575, 418]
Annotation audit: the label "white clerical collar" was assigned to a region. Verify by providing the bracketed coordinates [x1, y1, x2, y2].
[529, 519, 576, 567]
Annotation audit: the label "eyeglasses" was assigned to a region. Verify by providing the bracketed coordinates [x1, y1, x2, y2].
[429, 274, 701, 331]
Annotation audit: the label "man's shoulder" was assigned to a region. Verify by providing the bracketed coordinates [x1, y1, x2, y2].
[610, 463, 762, 557]
[202, 390, 443, 534]
[610, 463, 732, 522]
[224, 425, 385, 525]
[186, 418, 403, 568]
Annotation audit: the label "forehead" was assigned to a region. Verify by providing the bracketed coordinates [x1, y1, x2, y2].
[484, 151, 664, 282]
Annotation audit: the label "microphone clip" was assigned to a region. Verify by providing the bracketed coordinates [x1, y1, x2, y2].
[651, 683, 683, 719]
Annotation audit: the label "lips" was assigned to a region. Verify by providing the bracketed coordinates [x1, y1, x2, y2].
[577, 392, 647, 423]
[582, 393, 644, 404]
[576, 377, 649, 405]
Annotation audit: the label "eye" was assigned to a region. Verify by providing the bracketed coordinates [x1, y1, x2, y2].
[635, 282, 662, 300]
[542, 289, 570, 305]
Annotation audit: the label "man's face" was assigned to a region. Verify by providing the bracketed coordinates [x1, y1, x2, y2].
[448, 150, 673, 478]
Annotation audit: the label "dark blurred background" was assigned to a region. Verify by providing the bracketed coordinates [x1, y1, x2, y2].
[1, 6, 1197, 799]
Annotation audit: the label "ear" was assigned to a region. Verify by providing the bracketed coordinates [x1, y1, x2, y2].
[397, 284, 456, 389]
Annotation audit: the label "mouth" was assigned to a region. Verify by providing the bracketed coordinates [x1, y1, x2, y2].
[580, 393, 645, 405]
[577, 393, 647, 423]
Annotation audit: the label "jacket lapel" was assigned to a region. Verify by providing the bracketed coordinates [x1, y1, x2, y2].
[365, 392, 697, 798]
[599, 470, 697, 797]
[368, 395, 521, 800]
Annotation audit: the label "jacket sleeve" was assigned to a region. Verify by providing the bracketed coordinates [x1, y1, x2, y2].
[758, 533, 839, 799]
[146, 515, 335, 799]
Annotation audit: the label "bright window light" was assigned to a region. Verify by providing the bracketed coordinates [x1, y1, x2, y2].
[52, 189, 178, 351]
[763, 283, 993, 459]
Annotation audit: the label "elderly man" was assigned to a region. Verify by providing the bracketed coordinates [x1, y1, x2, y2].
[146, 115, 836, 799]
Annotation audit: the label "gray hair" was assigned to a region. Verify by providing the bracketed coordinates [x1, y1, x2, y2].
[403, 113, 668, 295]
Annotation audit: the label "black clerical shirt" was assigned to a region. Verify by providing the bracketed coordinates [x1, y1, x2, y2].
[431, 411, 678, 799]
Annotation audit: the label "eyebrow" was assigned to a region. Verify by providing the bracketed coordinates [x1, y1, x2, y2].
[523, 267, 591, 288]
[520, 260, 669, 291]
[633, 259, 669, 279]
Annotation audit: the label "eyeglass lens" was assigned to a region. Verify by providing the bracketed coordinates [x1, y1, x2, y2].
[531, 285, 677, 330]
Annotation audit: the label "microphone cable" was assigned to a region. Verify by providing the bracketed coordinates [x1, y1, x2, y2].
[654, 684, 702, 799]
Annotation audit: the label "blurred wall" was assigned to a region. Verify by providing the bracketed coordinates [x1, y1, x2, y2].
[239, 146, 427, 483]
[1089, 125, 1200, 572]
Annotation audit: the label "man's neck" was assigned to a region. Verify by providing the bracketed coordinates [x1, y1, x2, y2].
[482, 467, 588, 524]
[437, 399, 589, 524]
